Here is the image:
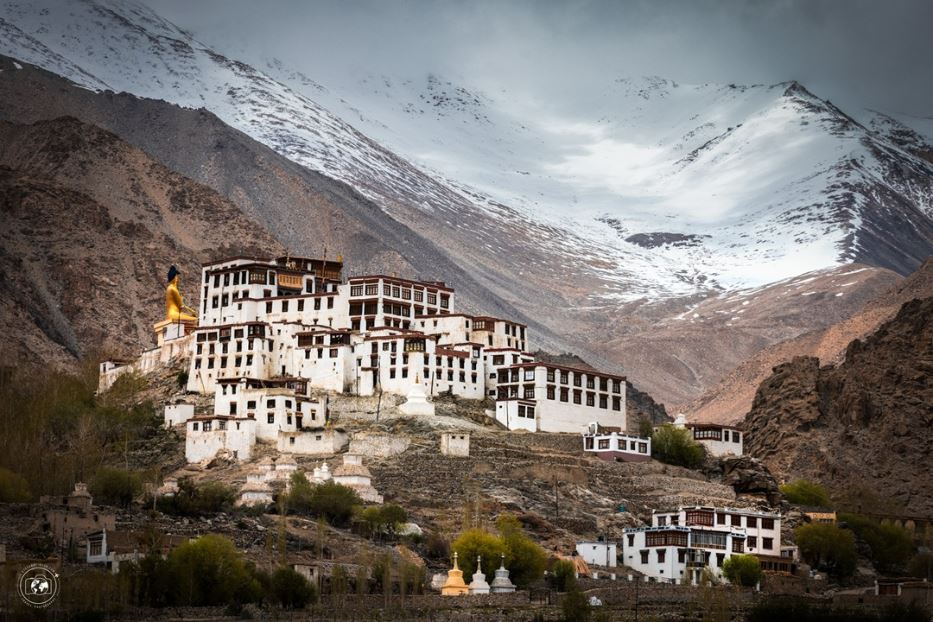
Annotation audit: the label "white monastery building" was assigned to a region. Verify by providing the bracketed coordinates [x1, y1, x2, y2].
[101, 253, 632, 464]
[622, 505, 785, 585]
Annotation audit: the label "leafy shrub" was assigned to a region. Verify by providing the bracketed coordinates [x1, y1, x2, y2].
[0, 467, 31, 502]
[422, 531, 450, 561]
[307, 481, 361, 527]
[795, 523, 857, 578]
[908, 552, 933, 581]
[451, 528, 507, 581]
[157, 478, 235, 516]
[269, 566, 316, 609]
[561, 586, 591, 622]
[176, 371, 188, 387]
[287, 472, 315, 513]
[360, 504, 408, 538]
[548, 559, 577, 592]
[650, 424, 706, 469]
[90, 467, 142, 507]
[496, 514, 548, 588]
[165, 534, 262, 606]
[780, 480, 832, 507]
[839, 513, 913, 574]
[722, 554, 763, 587]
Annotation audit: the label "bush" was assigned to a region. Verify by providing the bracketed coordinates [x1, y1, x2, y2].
[839, 513, 913, 574]
[269, 566, 316, 609]
[90, 467, 142, 507]
[908, 552, 933, 581]
[781, 480, 832, 507]
[496, 514, 548, 588]
[360, 504, 408, 538]
[157, 478, 236, 516]
[650, 424, 706, 469]
[549, 559, 577, 592]
[451, 528, 507, 581]
[0, 467, 31, 502]
[166, 534, 262, 606]
[722, 554, 763, 587]
[307, 481, 361, 527]
[561, 586, 591, 622]
[795, 523, 857, 578]
[287, 472, 315, 513]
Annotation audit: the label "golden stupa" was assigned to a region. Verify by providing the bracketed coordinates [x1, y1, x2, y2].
[441, 551, 470, 596]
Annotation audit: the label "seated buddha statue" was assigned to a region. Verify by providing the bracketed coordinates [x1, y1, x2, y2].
[165, 265, 198, 323]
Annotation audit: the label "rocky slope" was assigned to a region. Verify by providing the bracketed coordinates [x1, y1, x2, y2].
[686, 259, 933, 424]
[0, 115, 281, 366]
[743, 295, 933, 515]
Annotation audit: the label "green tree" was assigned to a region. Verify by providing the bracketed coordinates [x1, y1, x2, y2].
[722, 554, 763, 587]
[287, 471, 315, 514]
[549, 559, 578, 592]
[269, 566, 316, 609]
[908, 552, 933, 581]
[451, 528, 507, 581]
[90, 467, 142, 507]
[157, 478, 236, 516]
[561, 585, 591, 622]
[496, 514, 548, 587]
[650, 424, 706, 469]
[780, 480, 832, 507]
[795, 523, 857, 578]
[839, 514, 914, 574]
[0, 467, 31, 502]
[166, 534, 262, 606]
[307, 481, 362, 527]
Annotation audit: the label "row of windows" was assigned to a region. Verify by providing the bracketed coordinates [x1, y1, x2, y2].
[659, 512, 775, 531]
[197, 325, 265, 342]
[197, 338, 267, 355]
[349, 283, 448, 306]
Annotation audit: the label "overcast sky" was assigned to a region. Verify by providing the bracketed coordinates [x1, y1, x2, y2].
[141, 0, 932, 117]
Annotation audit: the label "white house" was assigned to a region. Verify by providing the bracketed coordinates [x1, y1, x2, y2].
[582, 423, 651, 463]
[494, 362, 626, 433]
[277, 428, 349, 455]
[673, 415, 744, 457]
[185, 415, 256, 463]
[576, 541, 617, 568]
[440, 432, 470, 457]
[622, 505, 783, 584]
[164, 402, 195, 427]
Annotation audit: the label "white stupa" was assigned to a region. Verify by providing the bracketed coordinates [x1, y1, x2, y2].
[311, 461, 332, 483]
[674, 413, 688, 428]
[468, 555, 490, 595]
[398, 374, 435, 416]
[489, 554, 516, 593]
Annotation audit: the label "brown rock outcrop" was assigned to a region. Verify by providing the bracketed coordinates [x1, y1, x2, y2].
[743, 296, 933, 515]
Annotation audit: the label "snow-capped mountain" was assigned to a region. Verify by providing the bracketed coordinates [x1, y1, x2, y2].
[1, 0, 931, 310]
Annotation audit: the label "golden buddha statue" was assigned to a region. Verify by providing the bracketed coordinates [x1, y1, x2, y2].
[164, 265, 198, 322]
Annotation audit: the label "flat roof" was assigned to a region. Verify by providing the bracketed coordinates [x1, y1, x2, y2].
[502, 361, 626, 381]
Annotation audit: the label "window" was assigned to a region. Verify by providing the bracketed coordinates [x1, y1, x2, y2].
[546, 368, 555, 382]
[203, 421, 212, 431]
[192, 422, 199, 431]
[657, 549, 666, 563]
[524, 369, 535, 381]
[762, 538, 773, 550]
[586, 376, 594, 389]
[761, 518, 775, 530]
[573, 374, 582, 387]
[267, 413, 274, 424]
[573, 391, 581, 405]
[546, 386, 555, 400]
[686, 510, 714, 527]
[612, 396, 621, 411]
[627, 534, 635, 547]
[350, 285, 363, 296]
[640, 550, 649, 564]
[747, 536, 757, 549]
[560, 388, 569, 402]
[731, 514, 742, 527]
[716, 553, 725, 567]
[524, 386, 535, 399]
[747, 516, 757, 528]
[586, 393, 595, 407]
[598, 439, 610, 449]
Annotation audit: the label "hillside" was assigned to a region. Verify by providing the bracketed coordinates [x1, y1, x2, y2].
[743, 295, 933, 515]
[0, 115, 282, 366]
[685, 259, 933, 424]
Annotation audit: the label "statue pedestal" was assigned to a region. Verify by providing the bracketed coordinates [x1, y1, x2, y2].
[399, 383, 435, 416]
[153, 319, 196, 346]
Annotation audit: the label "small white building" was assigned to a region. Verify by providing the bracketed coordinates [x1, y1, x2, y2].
[494, 362, 626, 433]
[238, 476, 274, 507]
[582, 423, 650, 463]
[576, 541, 617, 568]
[673, 414, 743, 457]
[278, 428, 349, 455]
[440, 432, 470, 457]
[164, 402, 195, 427]
[185, 415, 256, 463]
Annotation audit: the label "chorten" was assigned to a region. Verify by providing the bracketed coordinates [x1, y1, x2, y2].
[490, 554, 516, 593]
[441, 552, 469, 596]
[468, 555, 490, 595]
[399, 374, 435, 416]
